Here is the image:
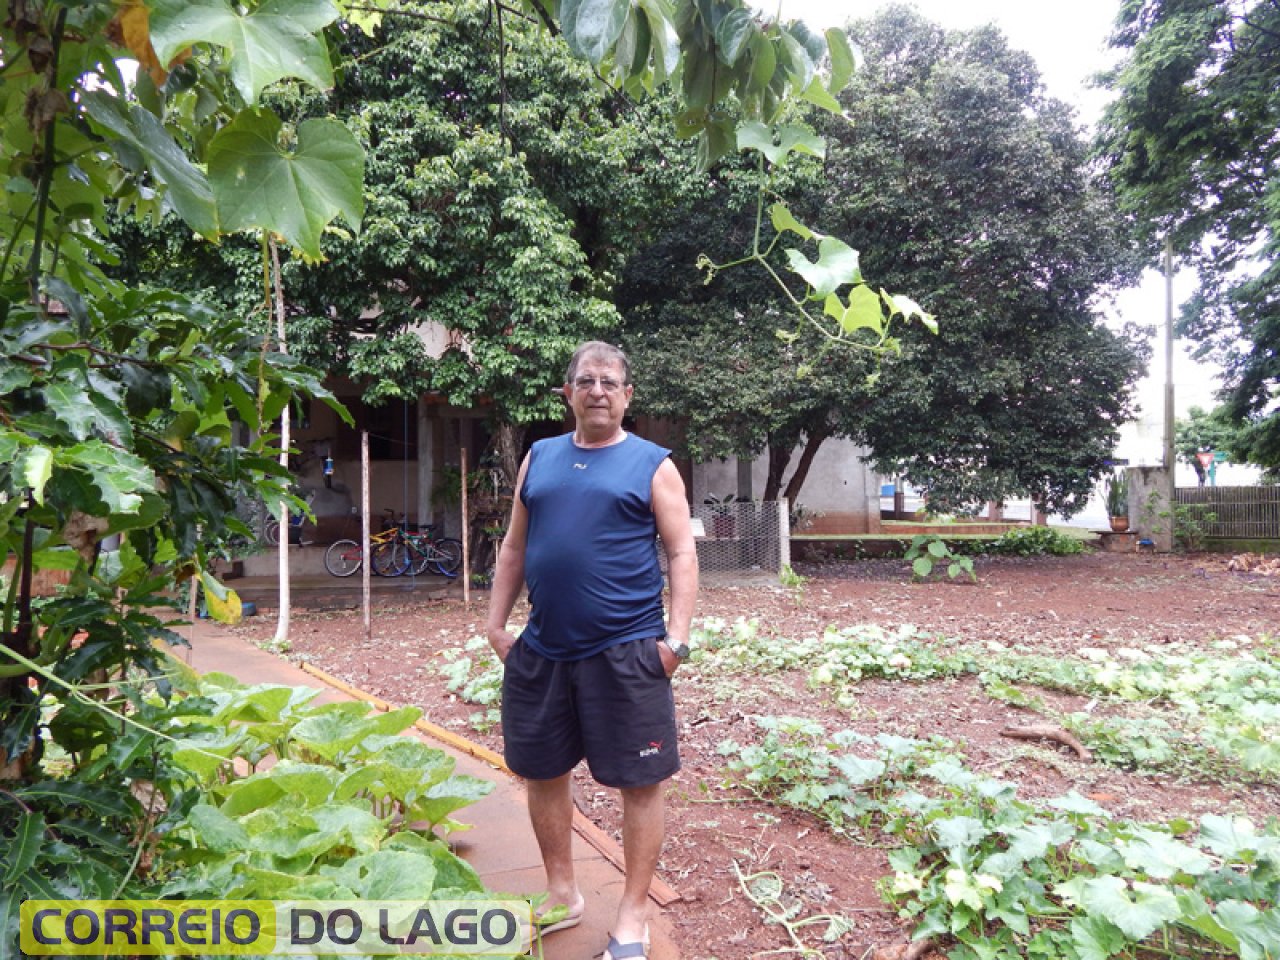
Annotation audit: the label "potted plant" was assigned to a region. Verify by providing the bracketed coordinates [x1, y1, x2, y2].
[1104, 470, 1130, 532]
[704, 493, 740, 539]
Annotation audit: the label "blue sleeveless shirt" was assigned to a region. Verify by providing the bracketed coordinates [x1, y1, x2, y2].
[520, 432, 671, 660]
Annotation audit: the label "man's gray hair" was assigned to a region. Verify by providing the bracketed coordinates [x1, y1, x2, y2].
[566, 341, 631, 385]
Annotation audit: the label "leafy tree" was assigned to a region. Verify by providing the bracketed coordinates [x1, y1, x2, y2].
[624, 6, 1149, 515]
[108, 2, 895, 489]
[0, 0, 357, 792]
[272, 7, 678, 483]
[3, 0, 873, 783]
[0, 0, 892, 932]
[1175, 404, 1249, 484]
[619, 170, 881, 503]
[819, 7, 1148, 515]
[1097, 0, 1280, 474]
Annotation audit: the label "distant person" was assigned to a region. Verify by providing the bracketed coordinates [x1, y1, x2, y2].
[486, 341, 698, 960]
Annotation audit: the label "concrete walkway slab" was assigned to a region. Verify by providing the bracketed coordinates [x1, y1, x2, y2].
[176, 621, 679, 960]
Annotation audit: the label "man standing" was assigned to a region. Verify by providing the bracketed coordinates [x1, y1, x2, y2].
[486, 341, 698, 960]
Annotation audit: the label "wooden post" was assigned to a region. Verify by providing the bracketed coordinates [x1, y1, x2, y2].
[461, 447, 471, 609]
[362, 430, 371, 640]
[271, 239, 291, 647]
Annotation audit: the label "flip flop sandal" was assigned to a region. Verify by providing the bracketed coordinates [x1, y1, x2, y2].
[536, 895, 585, 936]
[600, 935, 648, 960]
[598, 926, 650, 960]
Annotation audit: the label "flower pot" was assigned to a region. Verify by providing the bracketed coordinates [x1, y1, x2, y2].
[1109, 516, 1130, 533]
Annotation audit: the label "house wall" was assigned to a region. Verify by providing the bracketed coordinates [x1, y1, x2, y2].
[287, 394, 487, 541]
[691, 437, 882, 534]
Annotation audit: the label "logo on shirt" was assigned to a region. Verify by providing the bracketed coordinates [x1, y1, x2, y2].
[573, 463, 588, 470]
[638, 740, 663, 758]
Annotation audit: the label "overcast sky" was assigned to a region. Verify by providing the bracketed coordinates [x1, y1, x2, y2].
[778, 0, 1122, 120]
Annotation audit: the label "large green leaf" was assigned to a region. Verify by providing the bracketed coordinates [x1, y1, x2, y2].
[185, 803, 251, 853]
[714, 7, 754, 66]
[1078, 875, 1181, 941]
[824, 285, 882, 336]
[769, 202, 813, 240]
[82, 92, 218, 238]
[289, 706, 422, 761]
[330, 850, 439, 901]
[785, 237, 861, 297]
[1069, 915, 1128, 960]
[256, 762, 340, 804]
[44, 378, 98, 442]
[149, 0, 339, 104]
[1200, 813, 1274, 860]
[64, 440, 155, 514]
[1216, 900, 1280, 960]
[19, 446, 53, 504]
[736, 121, 825, 167]
[208, 110, 364, 260]
[1, 812, 45, 885]
[1117, 828, 1212, 879]
[746, 32, 777, 98]
[613, 7, 651, 79]
[561, 0, 631, 64]
[826, 27, 855, 94]
[409, 775, 495, 828]
[306, 804, 385, 854]
[932, 815, 987, 850]
[639, 0, 679, 82]
[801, 76, 841, 112]
[1174, 891, 1241, 953]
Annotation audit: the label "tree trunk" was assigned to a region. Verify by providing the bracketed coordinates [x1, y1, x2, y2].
[493, 421, 525, 493]
[782, 424, 833, 505]
[763, 443, 792, 502]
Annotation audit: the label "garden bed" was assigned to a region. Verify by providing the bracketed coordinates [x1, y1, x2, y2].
[228, 550, 1280, 959]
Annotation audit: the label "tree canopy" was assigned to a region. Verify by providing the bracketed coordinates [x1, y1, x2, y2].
[1175, 404, 1250, 484]
[2, 0, 869, 781]
[623, 6, 1149, 515]
[1097, 0, 1280, 474]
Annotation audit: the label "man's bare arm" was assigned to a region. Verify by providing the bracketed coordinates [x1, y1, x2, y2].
[652, 458, 698, 662]
[485, 454, 530, 661]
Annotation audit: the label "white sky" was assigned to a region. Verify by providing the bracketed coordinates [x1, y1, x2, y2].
[775, 0, 1228, 470]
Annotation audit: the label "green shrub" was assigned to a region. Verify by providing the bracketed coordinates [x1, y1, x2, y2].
[981, 526, 1085, 557]
[904, 534, 976, 581]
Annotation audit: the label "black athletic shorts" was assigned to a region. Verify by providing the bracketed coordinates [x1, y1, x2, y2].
[501, 635, 680, 789]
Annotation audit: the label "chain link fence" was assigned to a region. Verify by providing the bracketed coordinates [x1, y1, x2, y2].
[683, 499, 789, 574]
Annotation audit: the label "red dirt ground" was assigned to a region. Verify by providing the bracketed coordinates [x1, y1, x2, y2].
[227, 550, 1279, 959]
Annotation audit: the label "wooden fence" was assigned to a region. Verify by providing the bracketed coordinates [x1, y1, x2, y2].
[1174, 485, 1280, 539]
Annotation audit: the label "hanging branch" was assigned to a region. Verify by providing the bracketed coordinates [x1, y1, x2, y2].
[496, 0, 510, 149]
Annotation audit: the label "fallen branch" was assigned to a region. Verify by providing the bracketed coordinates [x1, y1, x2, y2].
[1000, 724, 1092, 761]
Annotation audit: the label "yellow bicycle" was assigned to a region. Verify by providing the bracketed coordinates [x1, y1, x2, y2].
[322, 524, 400, 577]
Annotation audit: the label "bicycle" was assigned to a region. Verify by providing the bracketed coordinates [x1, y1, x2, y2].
[374, 515, 464, 579]
[401, 524, 464, 578]
[322, 524, 401, 577]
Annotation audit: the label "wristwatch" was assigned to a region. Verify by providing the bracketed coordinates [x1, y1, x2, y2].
[661, 637, 691, 660]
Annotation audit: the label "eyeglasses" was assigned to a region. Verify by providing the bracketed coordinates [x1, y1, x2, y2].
[572, 376, 624, 393]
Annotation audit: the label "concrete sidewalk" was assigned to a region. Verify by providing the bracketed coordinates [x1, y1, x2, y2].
[177, 621, 680, 960]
